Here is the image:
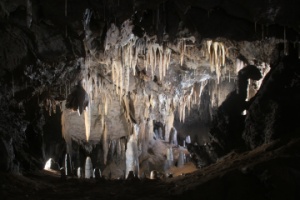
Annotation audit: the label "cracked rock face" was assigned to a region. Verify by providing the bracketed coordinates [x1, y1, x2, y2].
[0, 0, 299, 174]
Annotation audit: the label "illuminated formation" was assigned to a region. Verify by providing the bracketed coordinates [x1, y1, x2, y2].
[58, 15, 275, 178]
[207, 40, 226, 84]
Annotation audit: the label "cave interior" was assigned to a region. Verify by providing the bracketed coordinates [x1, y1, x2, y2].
[0, 0, 300, 199]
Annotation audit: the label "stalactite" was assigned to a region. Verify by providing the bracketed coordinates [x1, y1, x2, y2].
[144, 96, 150, 119]
[182, 97, 186, 123]
[154, 45, 157, 74]
[124, 65, 130, 93]
[104, 96, 108, 115]
[206, 40, 226, 84]
[103, 122, 108, 165]
[116, 138, 122, 161]
[123, 95, 131, 123]
[198, 80, 208, 105]
[214, 42, 221, 84]
[84, 102, 91, 142]
[159, 48, 163, 80]
[119, 61, 123, 101]
[178, 40, 186, 66]
[166, 48, 171, 70]
[61, 102, 72, 154]
[94, 75, 98, 99]
[221, 43, 225, 66]
[236, 58, 244, 73]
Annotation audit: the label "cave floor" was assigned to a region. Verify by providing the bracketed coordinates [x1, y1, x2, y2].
[1, 138, 300, 200]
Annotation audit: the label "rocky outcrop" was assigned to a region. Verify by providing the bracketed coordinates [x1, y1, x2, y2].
[209, 65, 262, 157]
[243, 45, 300, 149]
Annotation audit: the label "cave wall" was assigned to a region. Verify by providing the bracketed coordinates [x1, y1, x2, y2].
[243, 45, 300, 149]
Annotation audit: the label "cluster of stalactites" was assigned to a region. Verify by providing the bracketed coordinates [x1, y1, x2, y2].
[206, 40, 226, 84]
[177, 36, 196, 66]
[104, 21, 173, 101]
[145, 42, 172, 81]
[177, 80, 208, 123]
[44, 98, 62, 116]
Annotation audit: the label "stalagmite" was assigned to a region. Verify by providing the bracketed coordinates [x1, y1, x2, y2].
[186, 135, 191, 144]
[77, 167, 83, 178]
[177, 150, 185, 168]
[165, 108, 174, 142]
[85, 157, 93, 179]
[64, 153, 72, 176]
[125, 124, 139, 178]
[166, 147, 174, 167]
[150, 170, 158, 179]
[109, 139, 117, 161]
[103, 123, 108, 165]
[169, 127, 178, 146]
[116, 139, 122, 160]
[138, 119, 146, 154]
[158, 127, 163, 139]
